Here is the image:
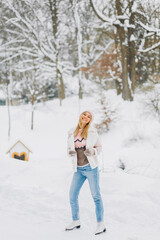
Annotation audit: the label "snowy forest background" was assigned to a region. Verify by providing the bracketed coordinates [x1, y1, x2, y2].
[0, 0, 160, 118]
[0, 1, 160, 239]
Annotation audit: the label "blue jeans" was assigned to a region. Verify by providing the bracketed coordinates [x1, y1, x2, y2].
[69, 164, 104, 222]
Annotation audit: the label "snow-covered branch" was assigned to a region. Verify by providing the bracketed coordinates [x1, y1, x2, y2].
[90, 0, 116, 25]
[139, 41, 160, 53]
[138, 21, 160, 35]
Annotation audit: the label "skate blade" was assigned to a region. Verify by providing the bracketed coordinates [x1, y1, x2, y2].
[95, 228, 106, 235]
[65, 225, 81, 231]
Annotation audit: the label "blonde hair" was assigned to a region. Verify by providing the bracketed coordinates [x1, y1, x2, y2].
[74, 111, 92, 139]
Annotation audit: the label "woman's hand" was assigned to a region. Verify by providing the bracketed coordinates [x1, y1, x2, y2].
[68, 150, 77, 157]
[84, 148, 95, 157]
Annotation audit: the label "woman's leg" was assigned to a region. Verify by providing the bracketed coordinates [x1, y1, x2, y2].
[86, 167, 104, 222]
[69, 170, 86, 220]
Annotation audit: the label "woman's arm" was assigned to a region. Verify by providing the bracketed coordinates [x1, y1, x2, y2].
[67, 132, 72, 155]
[67, 130, 76, 156]
[93, 133, 102, 155]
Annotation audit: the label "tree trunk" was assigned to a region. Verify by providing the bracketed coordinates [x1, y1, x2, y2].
[6, 85, 11, 139]
[121, 43, 132, 100]
[129, 41, 136, 93]
[74, 0, 83, 99]
[49, 0, 65, 104]
[31, 107, 34, 130]
[128, 1, 136, 93]
[114, 32, 122, 95]
[116, 0, 133, 101]
[57, 67, 65, 105]
[31, 95, 35, 130]
[5, 43, 11, 139]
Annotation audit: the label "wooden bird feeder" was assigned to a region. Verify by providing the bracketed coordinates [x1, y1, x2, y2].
[7, 140, 32, 161]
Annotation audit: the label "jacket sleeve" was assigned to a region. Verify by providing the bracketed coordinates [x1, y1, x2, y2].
[67, 132, 71, 156]
[93, 132, 102, 155]
[67, 129, 75, 156]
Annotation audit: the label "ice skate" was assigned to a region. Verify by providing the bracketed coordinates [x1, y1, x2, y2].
[65, 220, 81, 231]
[95, 222, 106, 235]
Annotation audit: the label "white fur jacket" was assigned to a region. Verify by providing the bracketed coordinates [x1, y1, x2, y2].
[67, 125, 102, 172]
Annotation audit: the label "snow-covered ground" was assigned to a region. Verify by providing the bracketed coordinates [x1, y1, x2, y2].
[0, 93, 160, 240]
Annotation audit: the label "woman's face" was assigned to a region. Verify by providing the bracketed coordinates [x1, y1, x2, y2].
[80, 111, 92, 125]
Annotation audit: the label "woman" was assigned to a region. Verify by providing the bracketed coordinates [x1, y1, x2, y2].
[66, 111, 106, 235]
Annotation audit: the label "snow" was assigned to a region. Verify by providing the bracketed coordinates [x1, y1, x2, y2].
[0, 89, 6, 99]
[130, 34, 136, 42]
[0, 93, 160, 239]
